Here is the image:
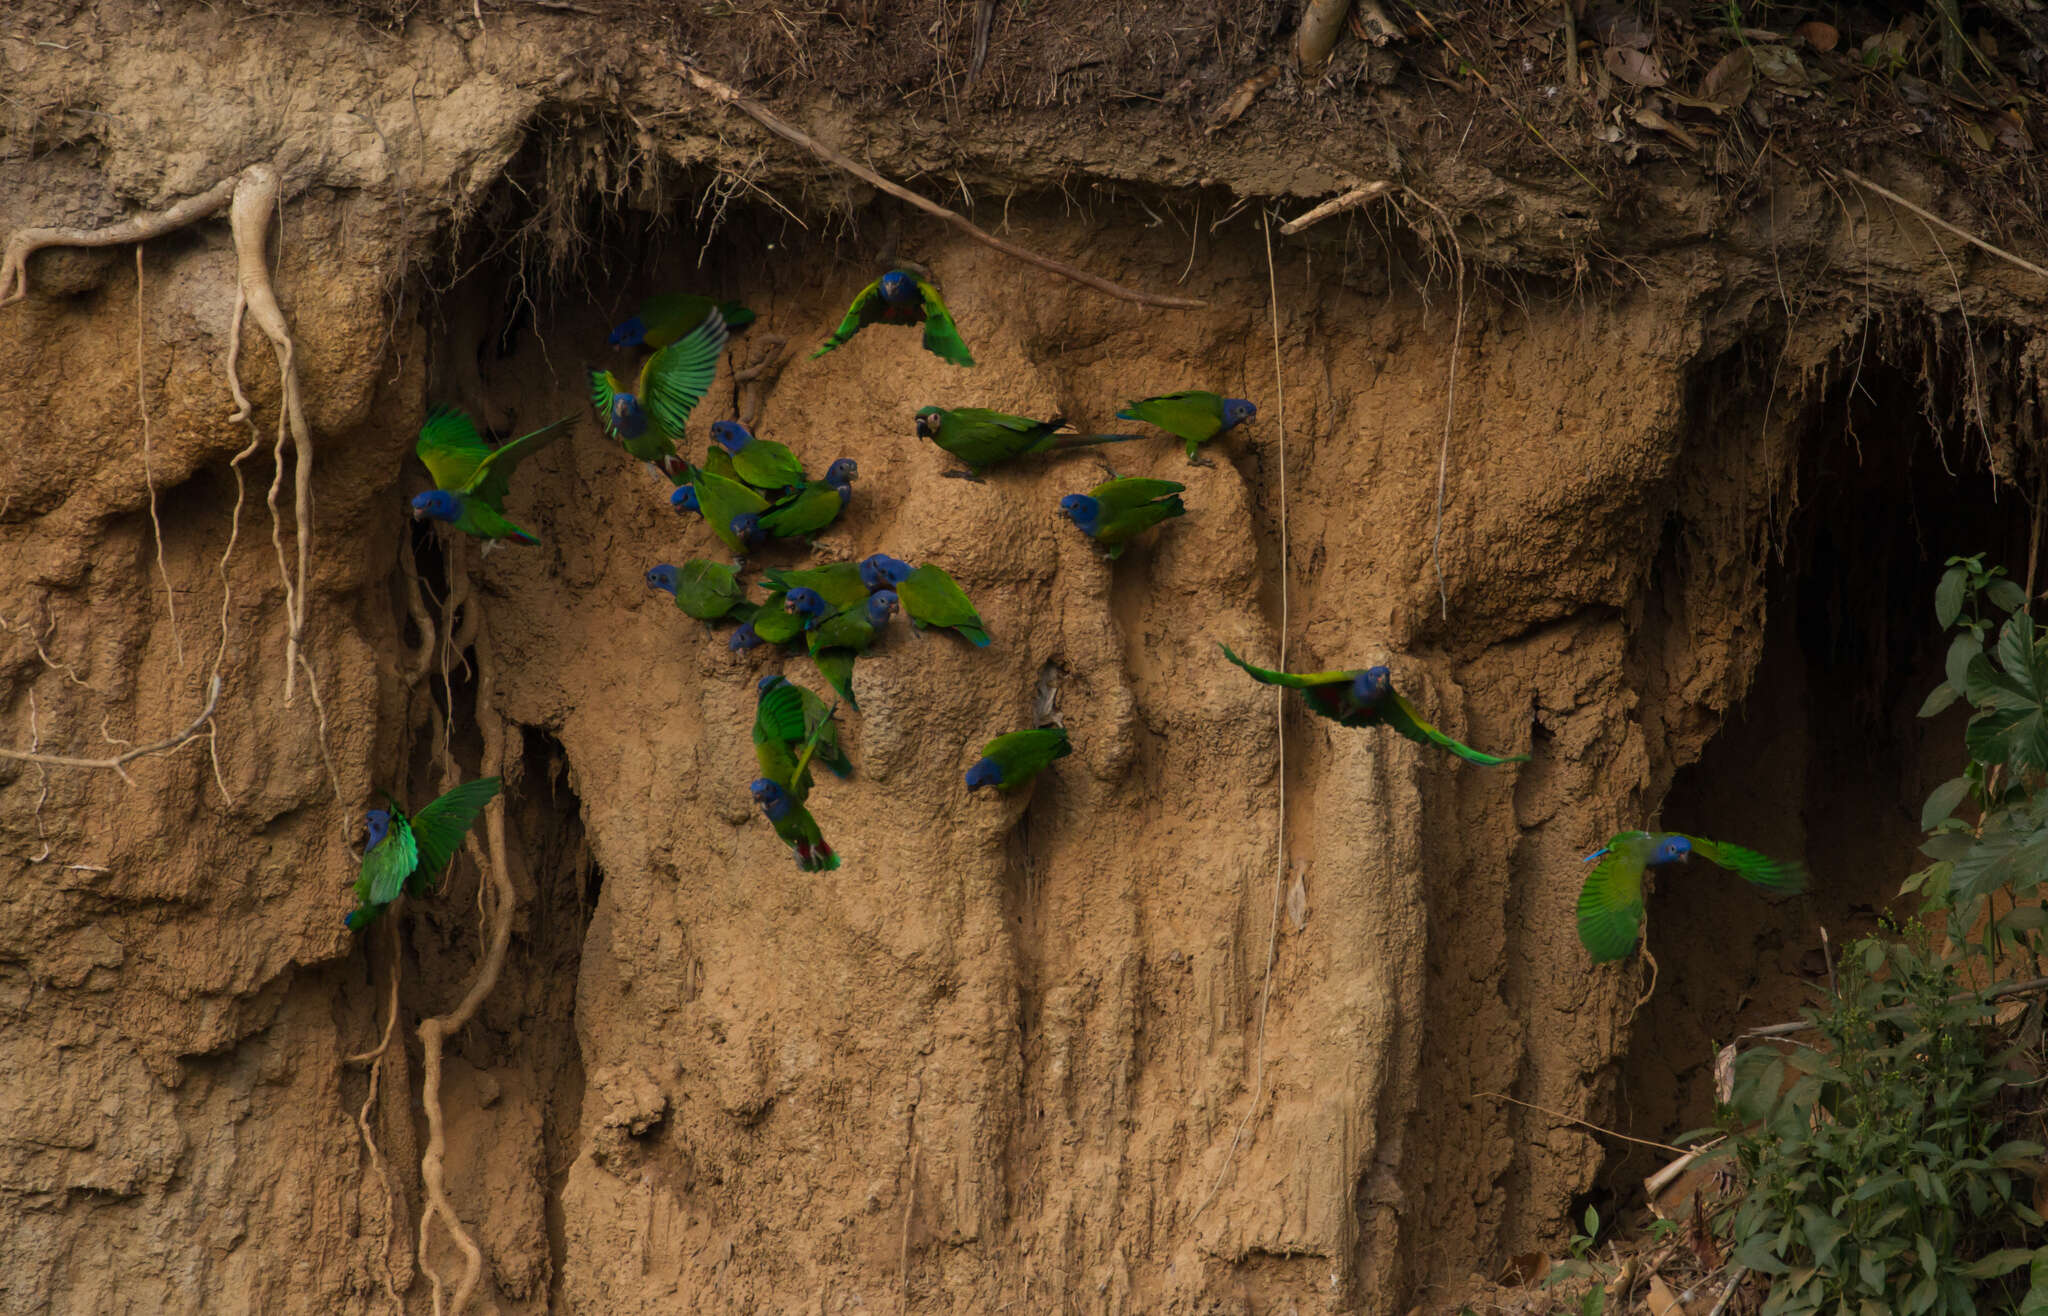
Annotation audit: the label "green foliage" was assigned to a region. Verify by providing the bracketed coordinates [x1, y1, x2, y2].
[1540, 1205, 1611, 1315]
[1720, 556, 2048, 1315]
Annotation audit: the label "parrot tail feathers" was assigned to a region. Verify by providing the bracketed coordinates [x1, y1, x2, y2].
[956, 625, 992, 648]
[1048, 432, 1144, 450]
[796, 839, 840, 871]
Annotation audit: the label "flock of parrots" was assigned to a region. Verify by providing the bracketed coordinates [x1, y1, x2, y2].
[346, 267, 1811, 966]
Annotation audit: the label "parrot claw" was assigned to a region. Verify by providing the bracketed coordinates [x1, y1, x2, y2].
[1185, 455, 1216, 469]
[941, 468, 985, 484]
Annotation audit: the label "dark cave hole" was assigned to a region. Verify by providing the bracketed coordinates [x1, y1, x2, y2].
[1600, 349, 2034, 1203]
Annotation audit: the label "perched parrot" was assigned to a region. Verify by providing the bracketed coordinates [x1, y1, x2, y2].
[753, 673, 853, 798]
[966, 727, 1072, 793]
[759, 460, 858, 540]
[1059, 477, 1187, 559]
[710, 420, 808, 494]
[609, 293, 754, 349]
[786, 588, 898, 709]
[858, 553, 915, 593]
[812, 268, 973, 366]
[1576, 832, 1809, 963]
[897, 564, 990, 646]
[751, 778, 841, 871]
[914, 406, 1141, 480]
[344, 776, 502, 932]
[588, 309, 729, 477]
[764, 562, 871, 612]
[646, 561, 751, 624]
[734, 587, 809, 650]
[1218, 644, 1528, 766]
[1117, 391, 1258, 465]
[409, 404, 575, 545]
[673, 466, 771, 556]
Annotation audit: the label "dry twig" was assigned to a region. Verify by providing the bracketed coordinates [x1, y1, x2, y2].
[0, 675, 221, 782]
[1278, 181, 1393, 235]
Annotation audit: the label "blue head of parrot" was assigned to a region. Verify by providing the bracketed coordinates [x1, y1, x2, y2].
[1059, 494, 1101, 534]
[607, 315, 648, 348]
[1221, 397, 1259, 430]
[365, 809, 392, 851]
[859, 554, 913, 591]
[345, 909, 371, 931]
[964, 757, 1004, 791]
[729, 622, 762, 652]
[1650, 836, 1693, 866]
[825, 458, 859, 489]
[711, 420, 752, 453]
[750, 777, 792, 820]
[878, 269, 916, 305]
[730, 512, 764, 548]
[411, 490, 461, 524]
[672, 484, 699, 513]
[866, 590, 899, 628]
[786, 588, 829, 622]
[609, 393, 647, 439]
[1350, 666, 1393, 705]
[646, 564, 680, 595]
[756, 674, 789, 697]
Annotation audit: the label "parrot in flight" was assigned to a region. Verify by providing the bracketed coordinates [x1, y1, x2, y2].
[1117, 391, 1258, 466]
[589, 309, 729, 478]
[1218, 645, 1528, 766]
[646, 561, 752, 625]
[1060, 477, 1187, 559]
[710, 419, 808, 494]
[895, 563, 989, 647]
[344, 776, 502, 932]
[812, 268, 974, 366]
[1576, 832, 1809, 963]
[753, 673, 853, 798]
[609, 292, 754, 349]
[914, 406, 1141, 480]
[410, 404, 574, 545]
[966, 728, 1071, 793]
[759, 459, 858, 541]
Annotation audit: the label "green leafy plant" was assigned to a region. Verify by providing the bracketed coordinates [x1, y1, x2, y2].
[1716, 556, 2048, 1315]
[1540, 1205, 1611, 1315]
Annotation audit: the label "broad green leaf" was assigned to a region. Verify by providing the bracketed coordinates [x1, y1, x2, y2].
[1988, 578, 2030, 614]
[1962, 1248, 2036, 1279]
[2001, 615, 2039, 695]
[1797, 1204, 1848, 1266]
[1948, 632, 1985, 690]
[1937, 566, 1967, 627]
[1919, 681, 1961, 717]
[1922, 777, 1971, 829]
[1964, 655, 2036, 711]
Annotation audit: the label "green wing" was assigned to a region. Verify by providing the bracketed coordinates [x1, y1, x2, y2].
[1218, 643, 1356, 690]
[358, 820, 422, 908]
[916, 279, 975, 366]
[808, 607, 876, 654]
[451, 497, 540, 545]
[1576, 839, 1651, 963]
[675, 560, 746, 620]
[811, 280, 887, 358]
[465, 414, 576, 510]
[986, 727, 1072, 785]
[416, 405, 493, 492]
[588, 370, 627, 442]
[788, 698, 838, 787]
[1379, 690, 1529, 766]
[765, 563, 869, 610]
[1116, 392, 1223, 443]
[690, 468, 772, 554]
[750, 597, 808, 646]
[900, 565, 988, 645]
[1091, 477, 1187, 517]
[755, 679, 810, 746]
[812, 648, 860, 710]
[407, 776, 502, 887]
[638, 311, 730, 439]
[1684, 836, 1810, 894]
[732, 438, 807, 492]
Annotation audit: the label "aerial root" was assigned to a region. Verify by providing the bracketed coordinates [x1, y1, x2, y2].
[0, 676, 222, 782]
[731, 333, 790, 429]
[0, 175, 240, 306]
[347, 933, 410, 1315]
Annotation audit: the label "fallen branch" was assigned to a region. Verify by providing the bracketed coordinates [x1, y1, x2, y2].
[0, 675, 221, 782]
[1277, 180, 1393, 235]
[676, 61, 1208, 310]
[0, 175, 239, 305]
[1741, 973, 2048, 1039]
[1838, 168, 2048, 285]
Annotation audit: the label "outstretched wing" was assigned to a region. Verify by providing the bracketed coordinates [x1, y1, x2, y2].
[916, 279, 975, 366]
[358, 822, 421, 909]
[1380, 690, 1529, 766]
[640, 311, 730, 439]
[811, 280, 887, 358]
[466, 415, 577, 510]
[1217, 643, 1355, 690]
[755, 680, 810, 747]
[588, 370, 625, 441]
[407, 776, 502, 887]
[417, 405, 493, 492]
[1684, 836, 1810, 894]
[1575, 840, 1649, 963]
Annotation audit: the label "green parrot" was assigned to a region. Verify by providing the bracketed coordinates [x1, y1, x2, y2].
[344, 776, 502, 932]
[812, 268, 973, 366]
[763, 562, 871, 612]
[750, 712, 841, 871]
[896, 563, 990, 647]
[1576, 832, 1809, 963]
[610, 293, 755, 349]
[1219, 645, 1528, 766]
[786, 589, 898, 710]
[965, 727, 1071, 793]
[753, 673, 853, 800]
[409, 405, 575, 545]
[759, 459, 857, 541]
[588, 310, 729, 478]
[1059, 477, 1187, 559]
[710, 420, 808, 494]
[645, 561, 752, 624]
[674, 465, 773, 556]
[913, 406, 1142, 480]
[1117, 391, 1259, 465]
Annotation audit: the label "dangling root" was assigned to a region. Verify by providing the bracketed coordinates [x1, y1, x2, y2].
[347, 932, 410, 1315]
[731, 334, 789, 430]
[0, 175, 240, 305]
[134, 244, 184, 670]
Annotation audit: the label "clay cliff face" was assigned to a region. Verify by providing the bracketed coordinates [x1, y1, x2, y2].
[4, 2, 2044, 1312]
